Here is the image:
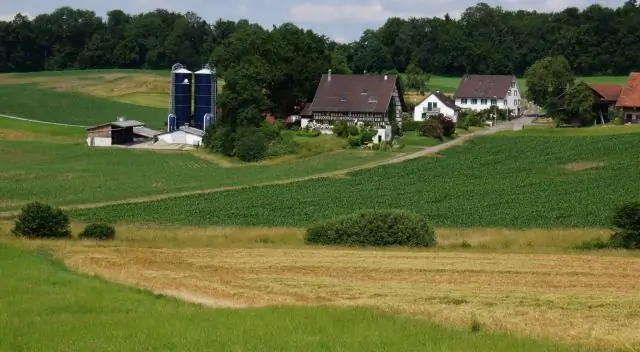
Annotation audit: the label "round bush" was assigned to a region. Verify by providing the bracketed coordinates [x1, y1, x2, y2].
[11, 202, 71, 239]
[419, 119, 444, 140]
[79, 223, 116, 240]
[609, 201, 640, 249]
[305, 210, 436, 247]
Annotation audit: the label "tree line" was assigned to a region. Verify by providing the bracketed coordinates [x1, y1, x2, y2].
[2, 2, 640, 76]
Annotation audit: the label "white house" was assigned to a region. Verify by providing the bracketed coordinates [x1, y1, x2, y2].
[156, 126, 204, 146]
[453, 74, 522, 115]
[413, 91, 461, 122]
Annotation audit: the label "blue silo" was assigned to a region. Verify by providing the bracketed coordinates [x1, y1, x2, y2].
[169, 63, 193, 129]
[193, 65, 216, 130]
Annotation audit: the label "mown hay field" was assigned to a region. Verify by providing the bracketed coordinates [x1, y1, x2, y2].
[0, 242, 592, 352]
[72, 131, 640, 228]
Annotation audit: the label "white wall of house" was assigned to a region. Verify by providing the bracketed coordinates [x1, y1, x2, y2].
[86, 137, 111, 147]
[301, 118, 310, 128]
[455, 77, 522, 113]
[373, 125, 393, 144]
[413, 94, 458, 122]
[157, 131, 203, 146]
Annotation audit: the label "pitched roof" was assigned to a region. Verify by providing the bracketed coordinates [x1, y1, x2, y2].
[454, 74, 515, 99]
[307, 74, 399, 113]
[417, 91, 460, 111]
[616, 72, 640, 108]
[86, 119, 145, 130]
[133, 126, 162, 138]
[590, 84, 622, 102]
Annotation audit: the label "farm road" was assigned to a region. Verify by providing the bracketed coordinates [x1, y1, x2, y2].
[0, 116, 534, 218]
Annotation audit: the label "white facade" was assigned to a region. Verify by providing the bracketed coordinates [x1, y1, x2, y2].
[157, 130, 203, 146]
[455, 77, 522, 112]
[413, 94, 458, 122]
[373, 125, 393, 144]
[86, 137, 111, 147]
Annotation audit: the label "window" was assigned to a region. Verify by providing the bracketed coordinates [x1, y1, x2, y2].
[511, 82, 515, 88]
[503, 99, 507, 105]
[481, 99, 487, 105]
[471, 99, 477, 104]
[491, 98, 497, 105]
[368, 97, 377, 103]
[515, 90, 518, 96]
[508, 90, 511, 96]
[461, 98, 468, 104]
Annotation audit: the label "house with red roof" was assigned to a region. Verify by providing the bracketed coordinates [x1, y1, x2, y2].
[615, 72, 640, 124]
[558, 82, 622, 124]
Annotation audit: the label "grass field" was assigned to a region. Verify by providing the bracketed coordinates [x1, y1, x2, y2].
[1, 242, 597, 352]
[71, 127, 640, 228]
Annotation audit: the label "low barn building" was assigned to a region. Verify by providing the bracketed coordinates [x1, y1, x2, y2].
[156, 126, 205, 146]
[615, 72, 640, 124]
[86, 119, 146, 147]
[302, 70, 406, 130]
[413, 91, 461, 122]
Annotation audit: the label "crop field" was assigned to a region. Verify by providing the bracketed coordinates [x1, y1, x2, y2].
[71, 131, 640, 228]
[0, 138, 395, 212]
[1, 242, 595, 352]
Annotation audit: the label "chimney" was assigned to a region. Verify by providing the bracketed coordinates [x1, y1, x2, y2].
[384, 75, 388, 80]
[328, 69, 331, 81]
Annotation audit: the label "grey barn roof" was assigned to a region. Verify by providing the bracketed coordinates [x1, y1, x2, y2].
[179, 126, 205, 137]
[133, 126, 162, 138]
[454, 75, 515, 99]
[86, 119, 146, 130]
[306, 74, 399, 114]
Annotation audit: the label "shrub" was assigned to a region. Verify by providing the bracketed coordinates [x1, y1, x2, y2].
[266, 133, 300, 157]
[434, 114, 456, 138]
[419, 118, 444, 140]
[235, 127, 268, 162]
[347, 125, 359, 136]
[402, 120, 422, 132]
[79, 223, 116, 240]
[359, 129, 375, 145]
[609, 201, 640, 249]
[573, 237, 610, 250]
[332, 121, 349, 138]
[296, 128, 320, 137]
[456, 116, 469, 131]
[347, 135, 362, 147]
[11, 202, 71, 239]
[305, 209, 436, 247]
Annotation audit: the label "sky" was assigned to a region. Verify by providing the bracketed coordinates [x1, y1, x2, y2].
[0, 0, 622, 42]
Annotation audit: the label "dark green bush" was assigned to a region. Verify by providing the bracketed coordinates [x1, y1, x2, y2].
[347, 135, 362, 147]
[235, 127, 268, 162]
[608, 201, 640, 249]
[359, 129, 375, 145]
[419, 118, 444, 140]
[305, 209, 436, 247]
[573, 237, 610, 250]
[402, 120, 422, 132]
[79, 223, 116, 240]
[11, 202, 71, 239]
[332, 121, 349, 138]
[347, 125, 359, 136]
[434, 114, 456, 138]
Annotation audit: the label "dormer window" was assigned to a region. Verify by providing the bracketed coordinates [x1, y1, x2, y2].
[361, 89, 368, 95]
[368, 97, 377, 103]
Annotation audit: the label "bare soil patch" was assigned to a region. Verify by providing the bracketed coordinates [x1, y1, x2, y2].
[563, 161, 605, 171]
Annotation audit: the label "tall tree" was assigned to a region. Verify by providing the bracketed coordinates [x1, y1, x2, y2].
[524, 56, 574, 110]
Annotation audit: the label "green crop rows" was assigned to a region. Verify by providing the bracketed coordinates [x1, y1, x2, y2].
[0, 140, 393, 211]
[73, 134, 640, 228]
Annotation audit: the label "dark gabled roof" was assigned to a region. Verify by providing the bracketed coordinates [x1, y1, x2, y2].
[616, 72, 640, 108]
[307, 74, 399, 113]
[417, 91, 461, 111]
[454, 74, 515, 99]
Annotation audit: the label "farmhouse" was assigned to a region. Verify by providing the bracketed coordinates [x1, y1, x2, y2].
[156, 125, 205, 146]
[86, 118, 160, 147]
[615, 72, 640, 124]
[454, 74, 521, 115]
[301, 70, 406, 129]
[560, 83, 622, 124]
[413, 91, 461, 122]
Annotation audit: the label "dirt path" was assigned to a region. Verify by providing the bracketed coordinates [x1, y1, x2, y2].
[0, 117, 531, 218]
[0, 113, 88, 128]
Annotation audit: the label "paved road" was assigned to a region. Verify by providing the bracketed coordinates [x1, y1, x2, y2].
[0, 115, 536, 218]
[0, 113, 88, 128]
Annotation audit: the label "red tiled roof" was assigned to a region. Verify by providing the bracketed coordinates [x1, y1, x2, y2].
[590, 84, 622, 102]
[454, 75, 515, 99]
[616, 73, 640, 108]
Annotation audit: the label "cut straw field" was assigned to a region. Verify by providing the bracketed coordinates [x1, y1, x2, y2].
[3, 222, 635, 351]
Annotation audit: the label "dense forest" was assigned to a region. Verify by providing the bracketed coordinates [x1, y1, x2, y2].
[1, 1, 640, 76]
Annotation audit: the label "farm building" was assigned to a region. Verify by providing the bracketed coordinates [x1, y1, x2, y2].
[413, 91, 461, 122]
[454, 74, 521, 115]
[301, 70, 406, 129]
[86, 118, 160, 147]
[615, 72, 640, 124]
[156, 125, 204, 146]
[559, 83, 622, 124]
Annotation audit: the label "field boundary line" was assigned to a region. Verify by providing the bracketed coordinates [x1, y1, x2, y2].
[0, 113, 88, 128]
[0, 117, 533, 218]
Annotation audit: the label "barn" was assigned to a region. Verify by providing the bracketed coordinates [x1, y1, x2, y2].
[156, 126, 205, 146]
[86, 119, 147, 147]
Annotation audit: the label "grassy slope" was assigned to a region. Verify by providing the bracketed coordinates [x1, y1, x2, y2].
[0, 136, 393, 210]
[72, 127, 640, 228]
[0, 244, 587, 352]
